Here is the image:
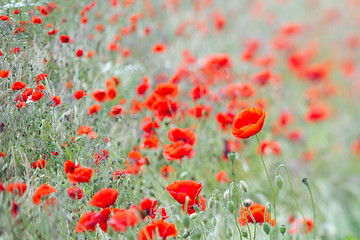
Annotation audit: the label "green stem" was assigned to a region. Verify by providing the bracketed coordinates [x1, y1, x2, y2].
[277, 164, 308, 239]
[255, 135, 277, 239]
[231, 160, 244, 240]
[246, 207, 257, 240]
[302, 178, 316, 240]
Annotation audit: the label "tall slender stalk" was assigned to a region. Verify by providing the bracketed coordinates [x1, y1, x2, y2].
[255, 135, 277, 239]
[302, 178, 316, 240]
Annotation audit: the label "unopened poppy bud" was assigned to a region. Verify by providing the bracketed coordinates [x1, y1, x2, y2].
[280, 224, 286, 235]
[193, 204, 200, 212]
[212, 218, 217, 226]
[223, 189, 230, 199]
[263, 222, 271, 235]
[302, 178, 310, 188]
[242, 231, 248, 238]
[126, 231, 135, 240]
[227, 227, 233, 237]
[239, 180, 248, 193]
[127, 178, 131, 185]
[208, 197, 215, 208]
[227, 201, 235, 213]
[227, 152, 236, 162]
[182, 231, 190, 238]
[190, 213, 197, 219]
[243, 199, 253, 208]
[183, 216, 191, 228]
[275, 175, 284, 189]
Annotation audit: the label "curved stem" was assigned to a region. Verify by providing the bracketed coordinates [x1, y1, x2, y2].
[246, 207, 257, 240]
[256, 135, 277, 239]
[277, 164, 309, 239]
[235, 184, 252, 239]
[303, 178, 316, 240]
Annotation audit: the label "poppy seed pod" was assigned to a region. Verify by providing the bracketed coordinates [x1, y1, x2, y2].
[227, 201, 235, 213]
[263, 222, 271, 235]
[190, 213, 197, 219]
[208, 197, 215, 208]
[280, 224, 286, 235]
[182, 231, 190, 238]
[242, 231, 248, 238]
[240, 180, 248, 193]
[183, 216, 191, 228]
[227, 152, 236, 162]
[243, 199, 253, 208]
[302, 177, 310, 188]
[223, 189, 230, 199]
[227, 227, 233, 237]
[275, 175, 284, 189]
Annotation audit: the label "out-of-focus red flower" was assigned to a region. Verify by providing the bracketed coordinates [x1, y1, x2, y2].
[67, 187, 83, 200]
[88, 188, 118, 208]
[108, 209, 140, 232]
[73, 89, 87, 100]
[32, 184, 57, 205]
[6, 182, 27, 197]
[32, 15, 42, 24]
[0, 70, 9, 78]
[238, 203, 275, 226]
[32, 159, 47, 169]
[137, 219, 177, 240]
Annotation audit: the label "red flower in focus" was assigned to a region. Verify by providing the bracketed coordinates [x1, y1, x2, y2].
[32, 159, 47, 169]
[6, 182, 27, 196]
[166, 180, 202, 206]
[73, 89, 87, 100]
[60, 35, 70, 43]
[238, 203, 274, 226]
[67, 187, 83, 200]
[32, 15, 42, 24]
[32, 184, 57, 205]
[137, 219, 177, 240]
[0, 70, 9, 78]
[63, 159, 80, 174]
[11, 81, 26, 91]
[88, 188, 118, 208]
[108, 209, 140, 232]
[182, 194, 206, 215]
[232, 107, 268, 139]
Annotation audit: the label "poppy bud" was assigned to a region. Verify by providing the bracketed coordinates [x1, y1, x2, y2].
[227, 227, 233, 237]
[208, 197, 215, 208]
[243, 199, 253, 208]
[302, 177, 310, 188]
[227, 151, 236, 162]
[223, 189, 230, 199]
[183, 216, 191, 228]
[280, 224, 286, 235]
[127, 178, 131, 185]
[227, 201, 235, 213]
[275, 175, 284, 189]
[182, 231, 190, 238]
[263, 222, 271, 235]
[190, 213, 197, 219]
[193, 204, 200, 212]
[242, 231, 248, 238]
[212, 218, 217, 226]
[126, 231, 135, 240]
[239, 180, 248, 193]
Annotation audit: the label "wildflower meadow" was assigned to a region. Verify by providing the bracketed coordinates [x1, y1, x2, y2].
[1, 0, 360, 239]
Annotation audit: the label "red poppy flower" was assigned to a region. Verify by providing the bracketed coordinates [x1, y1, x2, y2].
[0, 152, 5, 158]
[76, 49, 83, 57]
[232, 107, 268, 139]
[31, 159, 47, 169]
[251, 69, 272, 86]
[113, 169, 126, 180]
[60, 35, 70, 43]
[215, 170, 231, 183]
[51, 96, 61, 106]
[98, 208, 113, 232]
[190, 85, 208, 101]
[155, 100, 178, 121]
[141, 137, 159, 149]
[108, 209, 140, 232]
[88, 188, 118, 208]
[137, 219, 177, 240]
[73, 89, 87, 100]
[31, 91, 45, 102]
[139, 198, 157, 219]
[67, 167, 93, 183]
[11, 200, 20, 219]
[11, 81, 26, 91]
[0, 70, 9, 78]
[289, 217, 314, 235]
[182, 194, 206, 215]
[67, 187, 83, 200]
[160, 165, 174, 180]
[6, 182, 27, 196]
[306, 104, 329, 123]
[75, 212, 102, 232]
[88, 104, 101, 115]
[63, 159, 80, 174]
[109, 105, 125, 117]
[0, 180, 4, 191]
[32, 184, 57, 205]
[48, 29, 58, 35]
[136, 76, 150, 95]
[168, 128, 196, 145]
[141, 116, 159, 134]
[216, 112, 235, 130]
[94, 148, 109, 166]
[163, 141, 194, 162]
[32, 15, 42, 24]
[0, 15, 10, 21]
[166, 180, 202, 206]
[92, 89, 107, 102]
[35, 73, 48, 83]
[238, 203, 275, 226]
[154, 83, 178, 99]
[77, 125, 98, 139]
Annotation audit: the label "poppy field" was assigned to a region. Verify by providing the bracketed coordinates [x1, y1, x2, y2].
[1, 0, 360, 239]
